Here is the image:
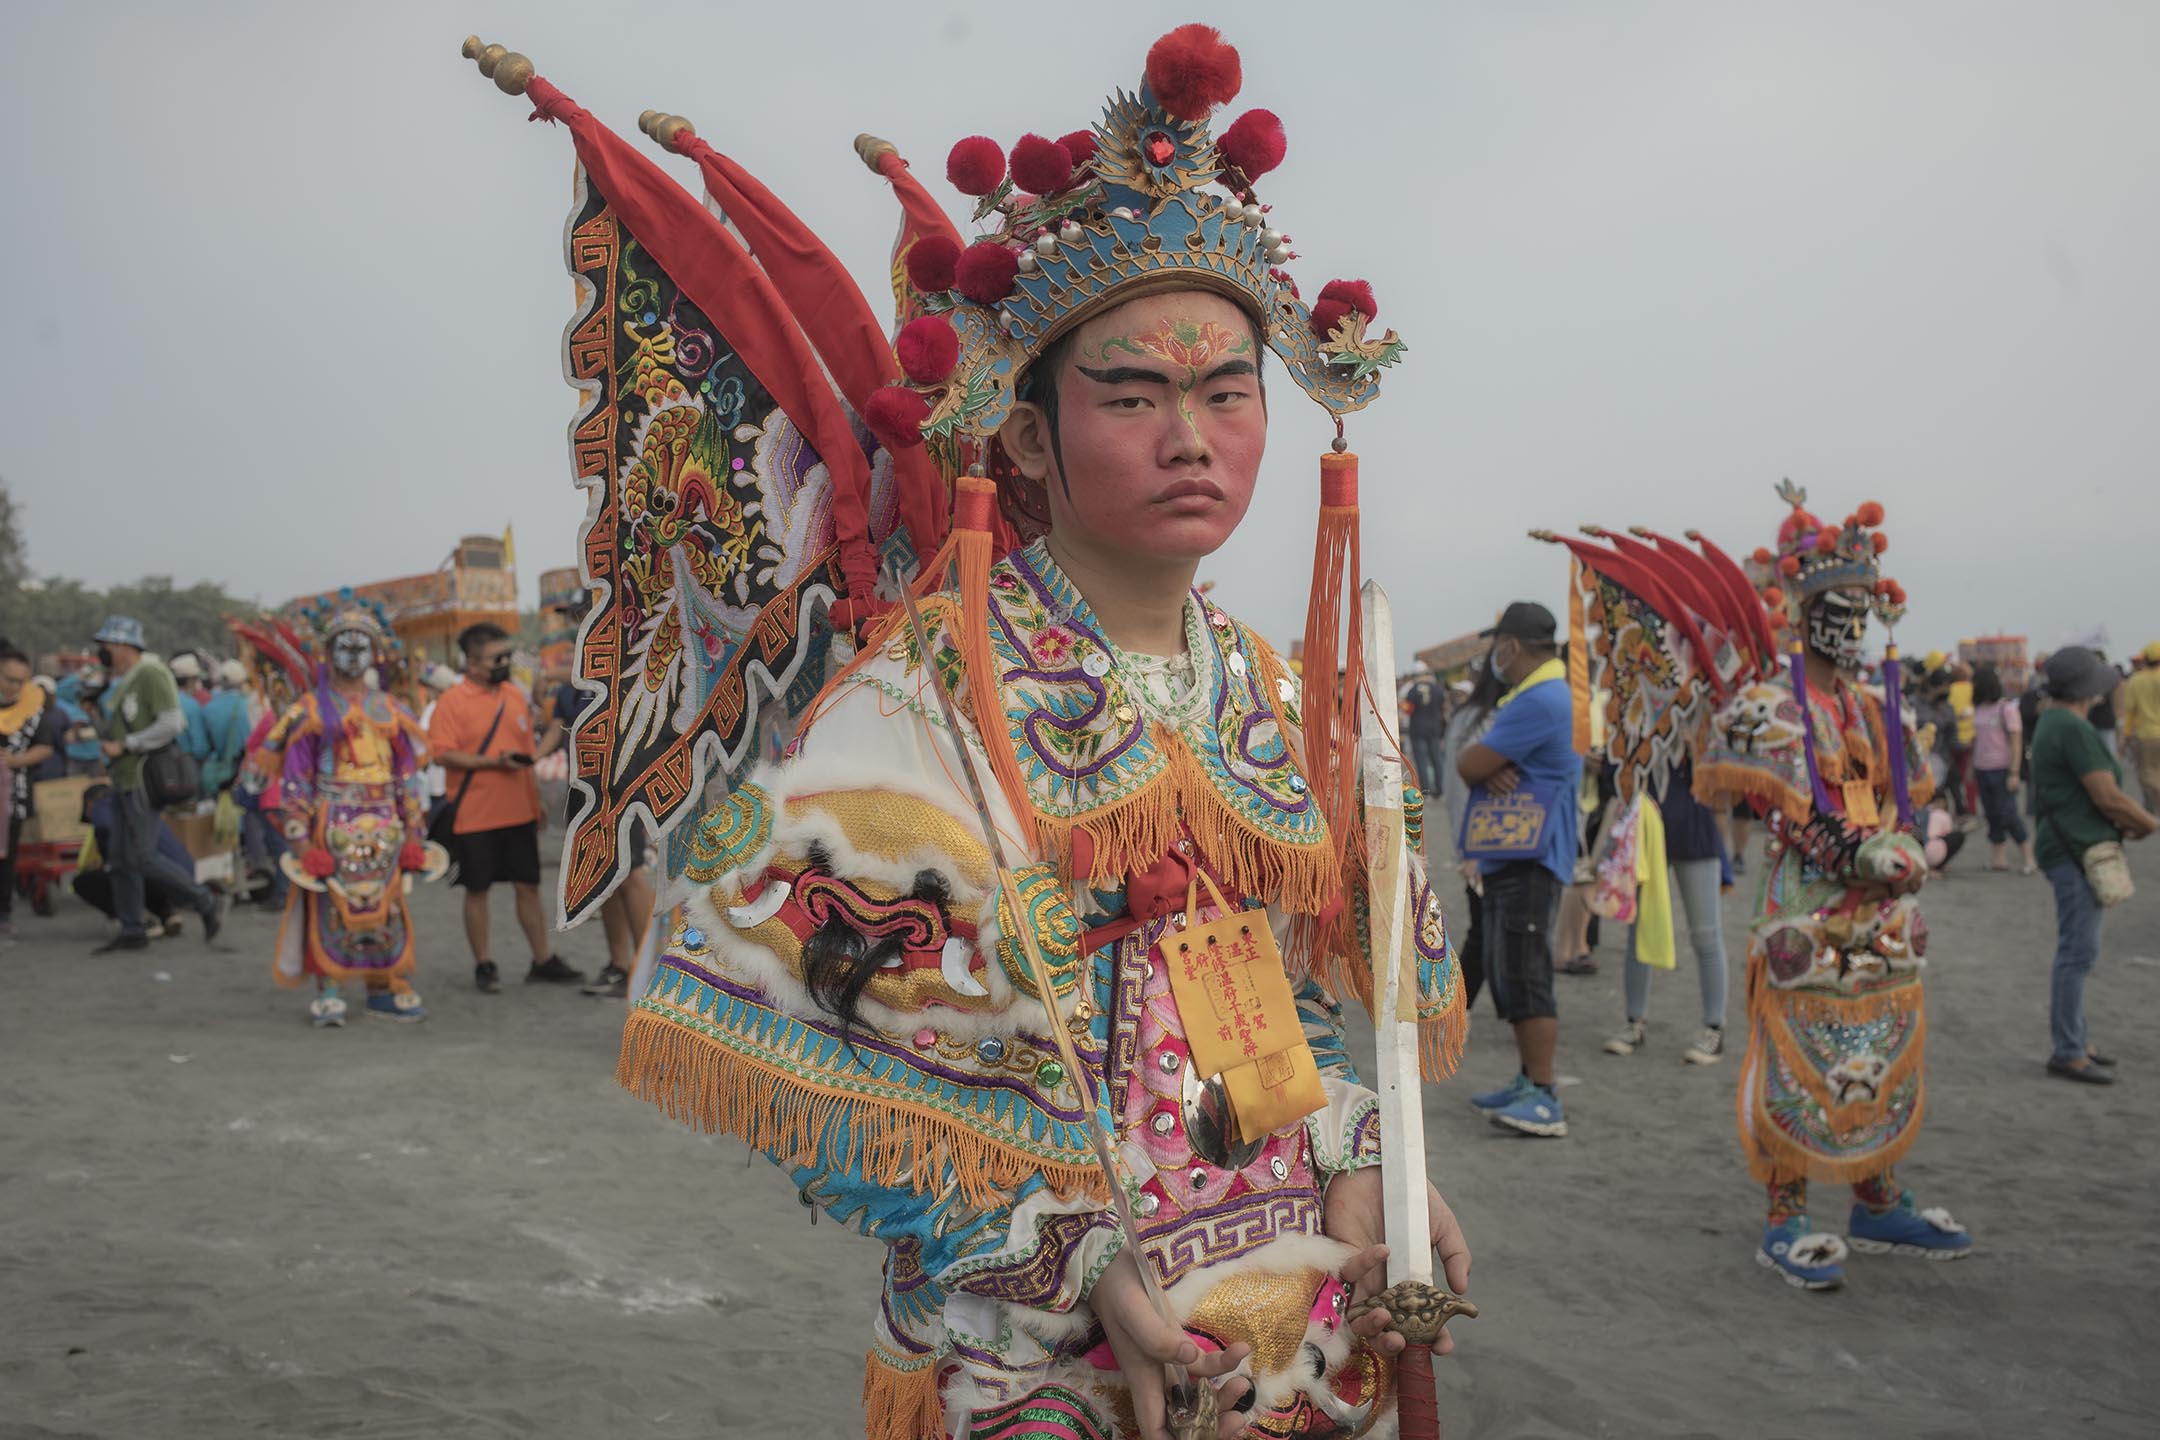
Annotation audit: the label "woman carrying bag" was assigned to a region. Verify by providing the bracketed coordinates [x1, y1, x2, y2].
[2028, 648, 2158, 1085]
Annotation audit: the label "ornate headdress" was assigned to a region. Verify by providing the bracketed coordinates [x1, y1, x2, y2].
[1754, 479, 1907, 630]
[463, 25, 1397, 930]
[848, 24, 1403, 453]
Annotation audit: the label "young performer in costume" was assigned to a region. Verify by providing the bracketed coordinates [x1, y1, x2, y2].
[467, 22, 1470, 1438]
[262, 607, 440, 1026]
[1697, 484, 1973, 1290]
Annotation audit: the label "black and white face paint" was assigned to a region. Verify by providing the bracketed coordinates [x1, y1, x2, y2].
[1806, 590, 1869, 671]
[330, 631, 376, 679]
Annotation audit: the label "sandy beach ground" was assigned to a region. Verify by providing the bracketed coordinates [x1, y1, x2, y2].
[4, 832, 2156, 1439]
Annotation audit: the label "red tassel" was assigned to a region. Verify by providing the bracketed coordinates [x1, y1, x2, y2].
[949, 475, 1037, 833]
[1297, 450, 1367, 1000]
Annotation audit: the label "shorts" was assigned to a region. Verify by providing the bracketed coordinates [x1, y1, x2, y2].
[453, 821, 541, 891]
[1482, 860, 1564, 1023]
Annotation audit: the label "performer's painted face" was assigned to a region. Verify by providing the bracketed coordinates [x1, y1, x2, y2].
[329, 631, 376, 679]
[1805, 589, 1870, 671]
[1007, 290, 1266, 563]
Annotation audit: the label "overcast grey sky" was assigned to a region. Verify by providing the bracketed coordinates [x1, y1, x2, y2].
[3, 1, 2154, 661]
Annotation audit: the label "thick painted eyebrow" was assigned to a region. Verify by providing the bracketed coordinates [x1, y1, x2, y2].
[1204, 359, 1258, 380]
[1075, 363, 1169, 387]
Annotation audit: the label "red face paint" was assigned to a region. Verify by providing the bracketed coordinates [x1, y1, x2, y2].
[1042, 290, 1267, 563]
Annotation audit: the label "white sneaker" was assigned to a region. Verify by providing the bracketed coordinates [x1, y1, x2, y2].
[309, 990, 348, 1028]
[1604, 1019, 1647, 1056]
[1684, 1026, 1725, 1065]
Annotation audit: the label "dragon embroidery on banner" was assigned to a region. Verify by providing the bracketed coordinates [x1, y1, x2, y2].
[558, 169, 903, 924]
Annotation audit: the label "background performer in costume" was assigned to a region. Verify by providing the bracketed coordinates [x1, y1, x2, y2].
[1698, 484, 1973, 1291]
[265, 608, 438, 1027]
[467, 22, 1470, 1439]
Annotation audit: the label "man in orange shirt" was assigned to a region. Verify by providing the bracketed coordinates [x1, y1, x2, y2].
[428, 623, 583, 993]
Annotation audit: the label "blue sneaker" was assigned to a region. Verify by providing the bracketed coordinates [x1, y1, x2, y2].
[1846, 1196, 1973, 1260]
[1489, 1084, 1567, 1137]
[1469, 1073, 1534, 1116]
[366, 988, 427, 1023]
[1757, 1220, 1847, 1290]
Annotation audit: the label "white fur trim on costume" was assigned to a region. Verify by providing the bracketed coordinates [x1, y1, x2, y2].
[1788, 1233, 1850, 1267]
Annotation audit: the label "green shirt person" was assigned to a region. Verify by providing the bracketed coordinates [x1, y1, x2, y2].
[85, 616, 219, 952]
[99, 640, 187, 793]
[2028, 646, 2158, 1084]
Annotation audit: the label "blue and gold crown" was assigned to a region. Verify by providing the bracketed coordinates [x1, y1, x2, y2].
[863, 24, 1405, 449]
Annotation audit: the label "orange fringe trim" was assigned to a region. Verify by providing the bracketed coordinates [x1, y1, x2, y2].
[1694, 760, 1810, 822]
[1418, 993, 1470, 1084]
[1296, 453, 1369, 978]
[1739, 956, 1928, 1183]
[1567, 557, 1593, 757]
[863, 1347, 944, 1440]
[615, 1007, 1106, 1210]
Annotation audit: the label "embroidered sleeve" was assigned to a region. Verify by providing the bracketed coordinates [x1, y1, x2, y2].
[1298, 979, 1382, 1177]
[621, 670, 1117, 1314]
[390, 704, 431, 834]
[275, 702, 323, 836]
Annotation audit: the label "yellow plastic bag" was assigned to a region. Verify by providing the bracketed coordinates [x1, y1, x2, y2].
[1634, 798, 1675, 970]
[213, 790, 243, 848]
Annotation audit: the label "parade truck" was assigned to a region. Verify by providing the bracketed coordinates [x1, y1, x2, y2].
[1960, 633, 2030, 692]
[287, 533, 522, 681]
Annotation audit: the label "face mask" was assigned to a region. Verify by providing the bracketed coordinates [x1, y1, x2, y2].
[330, 633, 375, 679]
[96, 646, 114, 669]
[487, 658, 513, 684]
[1806, 592, 1869, 671]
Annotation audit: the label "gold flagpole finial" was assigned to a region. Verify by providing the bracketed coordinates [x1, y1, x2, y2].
[854, 134, 898, 172]
[460, 35, 534, 96]
[637, 111, 697, 151]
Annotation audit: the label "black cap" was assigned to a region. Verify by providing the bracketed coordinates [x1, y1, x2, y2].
[1480, 601, 1558, 645]
[2044, 646, 2119, 702]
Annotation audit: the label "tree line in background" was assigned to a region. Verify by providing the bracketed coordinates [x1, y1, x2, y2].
[0, 478, 546, 667]
[0, 477, 265, 662]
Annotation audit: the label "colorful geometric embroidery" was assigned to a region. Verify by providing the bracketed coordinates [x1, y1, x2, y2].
[995, 862, 1084, 999]
[685, 782, 773, 882]
[965, 1387, 1114, 1440]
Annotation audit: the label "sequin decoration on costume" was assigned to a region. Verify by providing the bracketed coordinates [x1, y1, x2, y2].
[994, 862, 1082, 998]
[554, 170, 904, 925]
[685, 782, 773, 882]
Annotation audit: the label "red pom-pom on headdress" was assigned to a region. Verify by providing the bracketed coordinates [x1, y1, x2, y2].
[895, 317, 960, 385]
[1058, 129, 1099, 167]
[863, 386, 930, 449]
[946, 136, 1006, 196]
[1778, 555, 1802, 577]
[1871, 532, 1889, 554]
[1309, 278, 1379, 343]
[1751, 546, 1774, 565]
[1218, 108, 1286, 181]
[1814, 530, 1839, 554]
[1761, 587, 1786, 610]
[1857, 501, 1885, 527]
[955, 242, 1021, 305]
[1887, 580, 1907, 604]
[1009, 133, 1074, 196]
[905, 235, 960, 295]
[1145, 24, 1242, 121]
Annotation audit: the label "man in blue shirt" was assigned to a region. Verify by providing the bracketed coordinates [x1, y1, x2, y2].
[1455, 601, 1583, 1136]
